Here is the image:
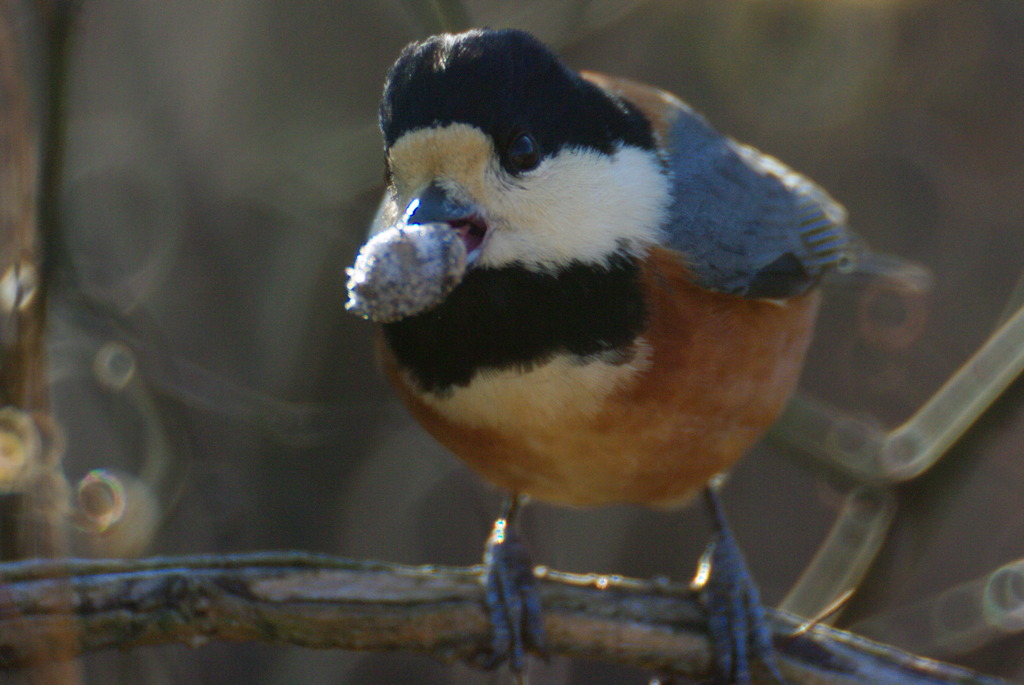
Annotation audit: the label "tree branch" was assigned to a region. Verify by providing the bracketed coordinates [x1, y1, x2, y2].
[0, 552, 1008, 684]
[0, 2, 82, 682]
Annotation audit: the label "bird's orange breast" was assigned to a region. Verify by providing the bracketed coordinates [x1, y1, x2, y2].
[382, 247, 820, 508]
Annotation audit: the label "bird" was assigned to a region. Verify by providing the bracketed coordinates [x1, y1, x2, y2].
[348, 27, 859, 684]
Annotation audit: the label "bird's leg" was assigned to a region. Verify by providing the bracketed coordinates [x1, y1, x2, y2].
[481, 494, 546, 676]
[697, 479, 787, 685]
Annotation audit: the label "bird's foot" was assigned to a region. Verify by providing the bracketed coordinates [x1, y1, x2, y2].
[480, 496, 546, 677]
[696, 484, 788, 685]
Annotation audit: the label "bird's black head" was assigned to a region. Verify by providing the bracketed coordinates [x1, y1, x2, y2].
[380, 29, 654, 161]
[375, 29, 667, 274]
[373, 30, 665, 392]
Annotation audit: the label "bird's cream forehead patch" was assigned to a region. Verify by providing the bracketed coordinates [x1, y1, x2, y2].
[386, 123, 671, 271]
[387, 124, 496, 203]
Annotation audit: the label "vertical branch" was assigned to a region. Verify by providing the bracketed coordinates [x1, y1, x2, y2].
[0, 0, 51, 558]
[0, 0, 81, 682]
[0, 0, 44, 407]
[20, 0, 80, 564]
[0, 0, 79, 560]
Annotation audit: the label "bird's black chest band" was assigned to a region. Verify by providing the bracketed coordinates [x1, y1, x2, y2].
[382, 251, 647, 394]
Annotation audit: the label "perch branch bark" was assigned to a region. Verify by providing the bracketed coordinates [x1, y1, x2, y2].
[0, 552, 1010, 684]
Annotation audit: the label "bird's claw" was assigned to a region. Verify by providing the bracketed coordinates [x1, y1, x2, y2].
[480, 505, 546, 674]
[699, 487, 788, 685]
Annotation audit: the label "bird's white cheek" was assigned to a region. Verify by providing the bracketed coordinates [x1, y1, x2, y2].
[477, 146, 670, 271]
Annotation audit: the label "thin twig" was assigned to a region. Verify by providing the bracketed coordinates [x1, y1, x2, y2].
[0, 552, 1010, 684]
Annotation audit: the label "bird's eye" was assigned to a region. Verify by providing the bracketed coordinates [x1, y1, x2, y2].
[505, 133, 540, 173]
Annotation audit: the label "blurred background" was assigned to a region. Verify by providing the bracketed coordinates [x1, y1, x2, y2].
[5, 0, 1024, 682]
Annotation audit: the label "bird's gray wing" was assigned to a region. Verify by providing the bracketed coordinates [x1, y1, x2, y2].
[660, 107, 852, 299]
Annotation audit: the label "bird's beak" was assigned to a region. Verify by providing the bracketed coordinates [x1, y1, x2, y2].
[403, 183, 489, 265]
